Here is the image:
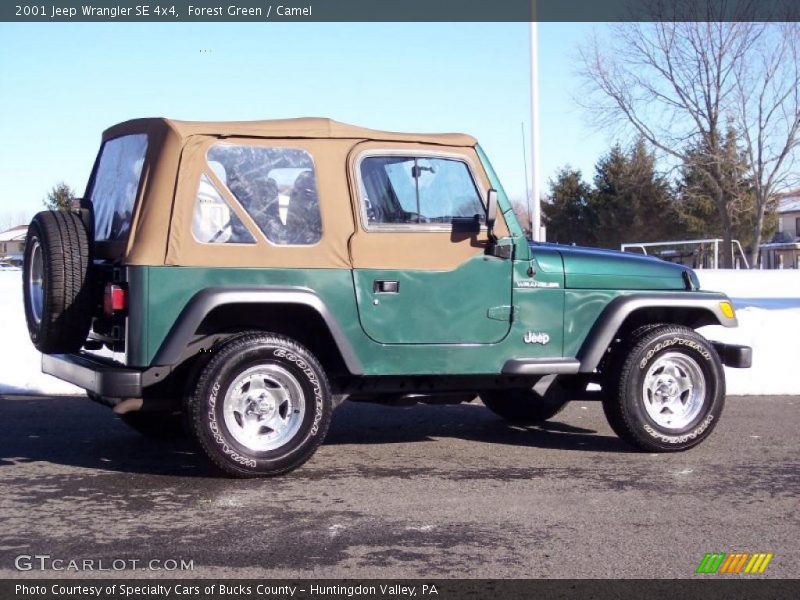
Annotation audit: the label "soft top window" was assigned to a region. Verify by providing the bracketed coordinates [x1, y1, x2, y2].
[359, 155, 484, 228]
[89, 134, 148, 241]
[206, 144, 322, 246]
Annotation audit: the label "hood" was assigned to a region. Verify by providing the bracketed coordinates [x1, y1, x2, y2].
[534, 243, 695, 291]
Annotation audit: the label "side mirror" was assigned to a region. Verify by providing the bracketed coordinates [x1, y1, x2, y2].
[486, 189, 498, 238]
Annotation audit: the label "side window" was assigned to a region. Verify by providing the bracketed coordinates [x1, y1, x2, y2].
[191, 173, 256, 244]
[359, 155, 484, 228]
[207, 144, 322, 245]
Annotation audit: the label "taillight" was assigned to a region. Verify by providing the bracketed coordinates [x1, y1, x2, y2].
[103, 283, 126, 317]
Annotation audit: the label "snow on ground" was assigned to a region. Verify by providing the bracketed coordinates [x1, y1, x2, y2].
[0, 270, 82, 395]
[696, 269, 800, 301]
[0, 269, 798, 396]
[697, 270, 800, 396]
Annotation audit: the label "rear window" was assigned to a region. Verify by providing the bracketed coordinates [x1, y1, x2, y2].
[89, 134, 148, 241]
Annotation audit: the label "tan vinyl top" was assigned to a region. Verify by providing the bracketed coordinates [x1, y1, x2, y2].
[103, 117, 477, 147]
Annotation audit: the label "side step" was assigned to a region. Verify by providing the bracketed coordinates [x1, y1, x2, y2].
[502, 359, 581, 376]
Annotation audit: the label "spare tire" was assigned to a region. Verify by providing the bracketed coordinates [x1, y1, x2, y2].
[23, 210, 94, 353]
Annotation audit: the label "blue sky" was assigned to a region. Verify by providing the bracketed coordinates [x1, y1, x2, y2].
[0, 22, 608, 223]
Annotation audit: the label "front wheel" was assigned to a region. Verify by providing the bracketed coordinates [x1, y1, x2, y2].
[185, 332, 332, 477]
[603, 325, 725, 452]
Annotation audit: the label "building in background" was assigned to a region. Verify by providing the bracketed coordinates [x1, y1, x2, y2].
[0, 225, 28, 266]
[776, 191, 800, 240]
[760, 191, 800, 269]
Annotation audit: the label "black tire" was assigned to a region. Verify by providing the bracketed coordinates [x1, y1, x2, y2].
[602, 325, 725, 452]
[600, 323, 667, 438]
[481, 379, 569, 423]
[185, 332, 332, 477]
[22, 211, 93, 353]
[118, 411, 186, 440]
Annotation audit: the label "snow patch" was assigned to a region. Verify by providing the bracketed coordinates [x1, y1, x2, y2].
[697, 270, 800, 395]
[0, 270, 83, 395]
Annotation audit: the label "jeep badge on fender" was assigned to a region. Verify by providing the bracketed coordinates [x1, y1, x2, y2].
[524, 332, 550, 345]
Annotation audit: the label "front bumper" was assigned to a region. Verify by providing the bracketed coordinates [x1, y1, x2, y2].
[42, 353, 167, 398]
[712, 343, 752, 369]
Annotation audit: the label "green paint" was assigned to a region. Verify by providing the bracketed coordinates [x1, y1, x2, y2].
[133, 263, 569, 375]
[352, 253, 512, 344]
[139, 266, 363, 369]
[563, 289, 623, 358]
[559, 245, 688, 290]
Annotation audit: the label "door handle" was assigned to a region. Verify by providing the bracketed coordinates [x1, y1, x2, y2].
[373, 280, 399, 293]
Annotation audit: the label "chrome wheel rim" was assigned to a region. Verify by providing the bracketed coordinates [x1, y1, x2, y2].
[642, 352, 706, 430]
[28, 238, 44, 326]
[222, 364, 305, 452]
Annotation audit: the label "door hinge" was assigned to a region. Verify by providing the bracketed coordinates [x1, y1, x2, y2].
[487, 305, 515, 322]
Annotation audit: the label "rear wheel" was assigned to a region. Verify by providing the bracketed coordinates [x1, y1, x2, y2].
[480, 379, 570, 423]
[185, 332, 332, 477]
[23, 211, 93, 353]
[602, 325, 724, 452]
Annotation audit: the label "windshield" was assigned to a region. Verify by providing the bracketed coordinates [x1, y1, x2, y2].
[89, 134, 148, 241]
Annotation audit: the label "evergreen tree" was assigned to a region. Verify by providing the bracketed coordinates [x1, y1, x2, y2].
[542, 168, 595, 246]
[591, 140, 680, 249]
[43, 182, 75, 211]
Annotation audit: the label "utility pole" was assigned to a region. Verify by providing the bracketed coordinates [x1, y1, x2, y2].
[529, 15, 542, 242]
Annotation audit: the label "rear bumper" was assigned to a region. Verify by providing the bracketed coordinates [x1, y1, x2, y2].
[712, 342, 752, 369]
[41, 353, 167, 398]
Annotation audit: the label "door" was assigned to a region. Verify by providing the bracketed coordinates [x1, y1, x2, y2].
[349, 145, 513, 344]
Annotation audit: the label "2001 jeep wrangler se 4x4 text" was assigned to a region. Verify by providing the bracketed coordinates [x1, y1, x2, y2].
[23, 118, 752, 477]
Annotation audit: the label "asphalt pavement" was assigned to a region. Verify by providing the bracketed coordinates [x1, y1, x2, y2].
[0, 393, 797, 578]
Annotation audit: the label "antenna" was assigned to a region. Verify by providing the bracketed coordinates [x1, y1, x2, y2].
[521, 122, 532, 239]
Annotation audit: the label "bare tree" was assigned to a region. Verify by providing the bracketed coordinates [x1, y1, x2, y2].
[0, 210, 32, 232]
[579, 5, 799, 267]
[735, 23, 800, 265]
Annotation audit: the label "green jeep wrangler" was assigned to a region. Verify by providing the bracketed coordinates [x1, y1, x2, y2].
[22, 118, 752, 477]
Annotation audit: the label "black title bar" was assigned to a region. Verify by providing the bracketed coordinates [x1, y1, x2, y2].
[2, 0, 799, 22]
[3, 579, 800, 600]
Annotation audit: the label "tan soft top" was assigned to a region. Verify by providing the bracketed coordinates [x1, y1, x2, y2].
[103, 117, 477, 147]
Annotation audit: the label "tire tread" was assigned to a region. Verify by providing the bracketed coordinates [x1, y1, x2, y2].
[603, 324, 724, 452]
[185, 332, 332, 478]
[23, 211, 93, 353]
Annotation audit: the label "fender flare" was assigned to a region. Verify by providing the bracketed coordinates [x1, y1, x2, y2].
[151, 287, 363, 374]
[576, 292, 736, 373]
